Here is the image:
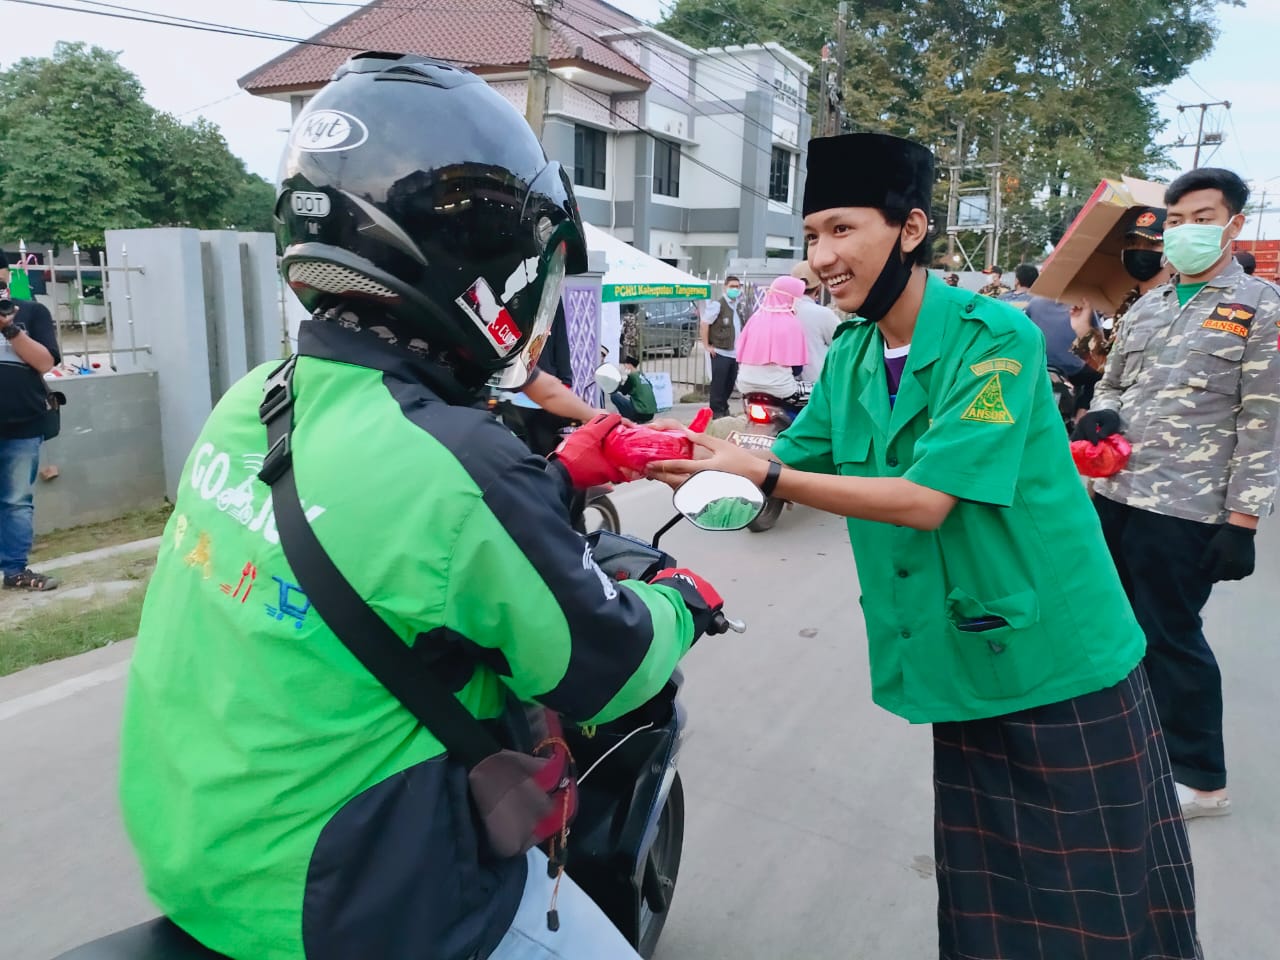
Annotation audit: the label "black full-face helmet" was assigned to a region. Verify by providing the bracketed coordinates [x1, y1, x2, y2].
[276, 52, 588, 389]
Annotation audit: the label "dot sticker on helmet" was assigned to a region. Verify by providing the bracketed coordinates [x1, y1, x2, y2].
[291, 192, 331, 218]
[456, 277, 522, 353]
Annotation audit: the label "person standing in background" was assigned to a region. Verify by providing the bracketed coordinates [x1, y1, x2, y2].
[977, 265, 1009, 297]
[701, 276, 744, 418]
[1080, 167, 1280, 819]
[997, 264, 1038, 311]
[0, 263, 61, 591]
[790, 261, 840, 382]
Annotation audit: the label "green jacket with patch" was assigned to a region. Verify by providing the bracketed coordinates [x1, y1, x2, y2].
[773, 275, 1144, 723]
[119, 320, 696, 960]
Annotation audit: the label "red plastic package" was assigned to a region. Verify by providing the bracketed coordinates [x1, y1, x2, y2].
[603, 425, 694, 473]
[688, 408, 713, 434]
[1070, 434, 1132, 478]
[601, 407, 713, 473]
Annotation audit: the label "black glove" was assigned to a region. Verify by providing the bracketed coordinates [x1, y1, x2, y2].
[1201, 524, 1256, 582]
[651, 567, 723, 640]
[1071, 409, 1123, 443]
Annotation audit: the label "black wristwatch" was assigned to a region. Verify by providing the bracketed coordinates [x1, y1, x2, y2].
[1, 322, 23, 341]
[760, 460, 783, 497]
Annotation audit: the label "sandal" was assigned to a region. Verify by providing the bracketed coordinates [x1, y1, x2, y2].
[2, 568, 60, 591]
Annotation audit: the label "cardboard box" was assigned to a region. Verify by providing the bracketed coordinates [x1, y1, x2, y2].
[1032, 176, 1167, 314]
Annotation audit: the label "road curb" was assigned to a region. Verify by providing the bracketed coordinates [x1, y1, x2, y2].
[38, 537, 163, 573]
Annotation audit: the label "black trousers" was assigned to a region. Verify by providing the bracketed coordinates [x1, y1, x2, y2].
[1093, 495, 1226, 791]
[709, 352, 739, 417]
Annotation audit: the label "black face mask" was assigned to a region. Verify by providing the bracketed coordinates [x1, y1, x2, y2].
[856, 234, 914, 323]
[1121, 248, 1164, 282]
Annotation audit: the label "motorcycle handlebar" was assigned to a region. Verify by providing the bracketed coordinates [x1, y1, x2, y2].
[706, 611, 747, 636]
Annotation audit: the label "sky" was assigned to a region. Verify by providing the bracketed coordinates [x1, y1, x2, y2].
[4, 0, 1280, 236]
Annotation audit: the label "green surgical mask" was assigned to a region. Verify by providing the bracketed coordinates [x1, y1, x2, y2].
[1162, 223, 1228, 276]
[724, 287, 741, 300]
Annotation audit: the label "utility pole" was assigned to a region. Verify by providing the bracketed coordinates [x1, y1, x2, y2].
[830, 2, 848, 135]
[1177, 101, 1231, 168]
[946, 121, 964, 263]
[990, 123, 1003, 268]
[526, 0, 552, 139]
[816, 43, 831, 139]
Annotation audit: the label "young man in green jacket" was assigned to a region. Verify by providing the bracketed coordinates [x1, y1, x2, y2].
[650, 133, 1201, 960]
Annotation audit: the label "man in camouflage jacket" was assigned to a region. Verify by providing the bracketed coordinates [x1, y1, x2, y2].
[1079, 168, 1280, 819]
[977, 265, 1010, 298]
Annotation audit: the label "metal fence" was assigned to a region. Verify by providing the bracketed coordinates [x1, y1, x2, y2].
[15, 239, 149, 372]
[625, 278, 785, 403]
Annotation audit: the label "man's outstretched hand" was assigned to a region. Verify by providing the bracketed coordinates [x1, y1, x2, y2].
[645, 431, 766, 490]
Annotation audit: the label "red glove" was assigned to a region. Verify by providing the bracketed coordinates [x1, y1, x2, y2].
[651, 567, 723, 639]
[552, 412, 626, 489]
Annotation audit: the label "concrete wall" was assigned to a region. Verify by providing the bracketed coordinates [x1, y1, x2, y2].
[104, 228, 283, 498]
[105, 228, 212, 498]
[36, 373, 165, 534]
[240, 233, 288, 368]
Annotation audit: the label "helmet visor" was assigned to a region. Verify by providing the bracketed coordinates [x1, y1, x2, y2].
[493, 242, 567, 390]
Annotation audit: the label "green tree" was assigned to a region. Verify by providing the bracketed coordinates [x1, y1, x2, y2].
[658, 0, 1230, 256]
[220, 175, 277, 233]
[0, 42, 275, 247]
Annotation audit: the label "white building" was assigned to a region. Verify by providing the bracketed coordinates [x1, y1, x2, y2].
[240, 0, 813, 276]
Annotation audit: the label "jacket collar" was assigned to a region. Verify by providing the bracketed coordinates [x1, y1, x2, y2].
[1161, 256, 1247, 302]
[851, 274, 947, 443]
[297, 319, 479, 405]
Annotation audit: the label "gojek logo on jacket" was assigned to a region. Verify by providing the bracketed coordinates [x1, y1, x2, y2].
[189, 442, 326, 546]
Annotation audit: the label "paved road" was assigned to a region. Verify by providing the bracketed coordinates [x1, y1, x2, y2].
[2, 484, 1277, 959]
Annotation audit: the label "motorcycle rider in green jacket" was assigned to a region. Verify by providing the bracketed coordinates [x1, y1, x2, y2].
[119, 53, 722, 960]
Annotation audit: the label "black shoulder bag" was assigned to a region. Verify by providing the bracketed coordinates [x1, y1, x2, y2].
[43, 386, 67, 441]
[255, 357, 577, 865]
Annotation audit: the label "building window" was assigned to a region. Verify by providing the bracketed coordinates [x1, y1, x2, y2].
[769, 147, 792, 203]
[574, 125, 606, 190]
[654, 139, 681, 197]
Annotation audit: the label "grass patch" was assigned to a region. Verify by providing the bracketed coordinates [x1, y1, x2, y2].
[0, 577, 148, 676]
[30, 502, 172, 563]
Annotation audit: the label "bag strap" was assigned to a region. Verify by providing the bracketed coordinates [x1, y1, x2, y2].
[256, 356, 501, 769]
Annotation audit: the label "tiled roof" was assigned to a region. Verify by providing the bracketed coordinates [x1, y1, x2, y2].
[239, 0, 650, 94]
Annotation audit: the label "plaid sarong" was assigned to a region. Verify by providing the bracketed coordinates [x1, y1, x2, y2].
[933, 666, 1201, 960]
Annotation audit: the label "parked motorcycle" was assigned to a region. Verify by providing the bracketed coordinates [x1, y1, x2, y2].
[721, 391, 806, 532]
[54, 471, 763, 960]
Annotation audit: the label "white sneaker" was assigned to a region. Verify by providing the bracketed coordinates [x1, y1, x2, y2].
[1175, 782, 1231, 819]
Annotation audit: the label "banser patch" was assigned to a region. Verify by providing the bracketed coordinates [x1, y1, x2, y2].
[1202, 302, 1256, 339]
[961, 374, 1015, 424]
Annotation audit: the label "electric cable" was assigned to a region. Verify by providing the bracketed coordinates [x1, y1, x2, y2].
[559, 73, 776, 205]
[0, 0, 493, 62]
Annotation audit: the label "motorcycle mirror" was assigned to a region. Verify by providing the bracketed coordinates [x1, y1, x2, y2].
[594, 363, 624, 394]
[672, 471, 766, 531]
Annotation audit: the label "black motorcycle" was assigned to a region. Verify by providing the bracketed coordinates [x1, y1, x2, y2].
[722, 391, 806, 532]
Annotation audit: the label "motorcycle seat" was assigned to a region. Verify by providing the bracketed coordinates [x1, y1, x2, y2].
[54, 918, 230, 960]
